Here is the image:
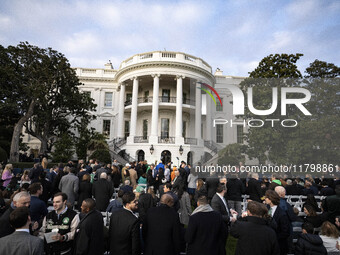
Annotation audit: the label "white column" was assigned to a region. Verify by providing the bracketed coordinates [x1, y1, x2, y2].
[175, 76, 184, 143]
[150, 74, 160, 143]
[117, 83, 125, 138]
[195, 81, 202, 139]
[129, 77, 139, 137]
[205, 88, 212, 141]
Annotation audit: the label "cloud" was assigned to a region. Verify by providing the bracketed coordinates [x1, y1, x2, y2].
[0, 0, 339, 76]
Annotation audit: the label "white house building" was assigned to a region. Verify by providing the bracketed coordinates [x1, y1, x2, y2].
[24, 51, 246, 165]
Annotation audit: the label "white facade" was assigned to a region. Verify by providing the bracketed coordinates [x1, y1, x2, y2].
[24, 51, 246, 164]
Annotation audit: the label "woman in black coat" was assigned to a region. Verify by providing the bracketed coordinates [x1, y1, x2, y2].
[109, 165, 121, 188]
[77, 173, 92, 210]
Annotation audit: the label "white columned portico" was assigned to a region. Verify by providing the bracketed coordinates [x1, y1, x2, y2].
[195, 81, 202, 141]
[117, 83, 125, 138]
[205, 88, 212, 141]
[175, 76, 184, 144]
[129, 77, 139, 140]
[149, 74, 160, 144]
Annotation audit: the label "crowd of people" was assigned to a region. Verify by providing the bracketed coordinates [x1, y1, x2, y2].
[0, 159, 340, 255]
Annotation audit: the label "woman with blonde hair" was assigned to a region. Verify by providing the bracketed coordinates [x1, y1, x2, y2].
[1, 164, 13, 188]
[319, 221, 340, 253]
[41, 157, 48, 169]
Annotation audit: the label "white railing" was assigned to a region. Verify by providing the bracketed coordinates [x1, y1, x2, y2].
[118, 51, 212, 73]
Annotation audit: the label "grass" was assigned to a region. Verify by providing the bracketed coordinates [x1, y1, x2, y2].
[226, 235, 238, 255]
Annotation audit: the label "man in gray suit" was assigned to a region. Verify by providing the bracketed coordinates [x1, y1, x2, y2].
[59, 167, 79, 207]
[0, 207, 44, 255]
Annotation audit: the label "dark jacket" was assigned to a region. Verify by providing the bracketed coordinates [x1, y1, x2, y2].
[0, 206, 14, 238]
[74, 210, 104, 255]
[226, 178, 245, 201]
[205, 177, 219, 200]
[304, 215, 323, 228]
[109, 208, 140, 255]
[30, 196, 48, 222]
[247, 178, 262, 202]
[138, 193, 155, 223]
[272, 206, 291, 254]
[211, 193, 230, 226]
[106, 198, 123, 213]
[295, 233, 327, 255]
[286, 183, 303, 195]
[186, 211, 227, 255]
[143, 204, 181, 255]
[77, 181, 92, 210]
[194, 186, 207, 204]
[92, 179, 114, 212]
[322, 194, 340, 224]
[230, 216, 280, 255]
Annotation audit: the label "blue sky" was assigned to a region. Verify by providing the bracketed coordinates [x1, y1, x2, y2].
[1, 0, 339, 76]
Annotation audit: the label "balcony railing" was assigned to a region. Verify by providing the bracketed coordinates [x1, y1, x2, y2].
[183, 98, 195, 106]
[159, 96, 176, 103]
[119, 51, 212, 73]
[184, 138, 197, 145]
[137, 97, 153, 103]
[125, 96, 195, 107]
[134, 136, 149, 143]
[158, 137, 175, 144]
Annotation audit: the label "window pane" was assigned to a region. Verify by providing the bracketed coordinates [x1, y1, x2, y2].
[237, 126, 244, 143]
[161, 118, 169, 138]
[124, 121, 130, 139]
[162, 89, 170, 102]
[104, 92, 113, 107]
[103, 120, 110, 136]
[143, 120, 148, 139]
[216, 124, 223, 143]
[216, 98, 223, 111]
[182, 121, 186, 138]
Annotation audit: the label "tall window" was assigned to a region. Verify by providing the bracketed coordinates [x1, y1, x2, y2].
[124, 121, 130, 139]
[144, 91, 149, 102]
[237, 126, 244, 144]
[182, 121, 186, 138]
[183, 93, 187, 104]
[126, 93, 132, 102]
[162, 89, 170, 102]
[103, 120, 111, 136]
[161, 118, 169, 139]
[216, 98, 223, 111]
[143, 119, 148, 139]
[104, 92, 113, 107]
[216, 124, 223, 143]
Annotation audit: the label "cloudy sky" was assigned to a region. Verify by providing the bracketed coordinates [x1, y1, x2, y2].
[1, 0, 339, 76]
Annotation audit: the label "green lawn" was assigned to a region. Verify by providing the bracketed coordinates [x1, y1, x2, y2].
[226, 235, 238, 255]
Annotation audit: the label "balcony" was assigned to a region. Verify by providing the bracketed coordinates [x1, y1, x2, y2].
[125, 96, 195, 107]
[134, 136, 149, 143]
[119, 51, 212, 73]
[184, 138, 197, 145]
[158, 137, 175, 144]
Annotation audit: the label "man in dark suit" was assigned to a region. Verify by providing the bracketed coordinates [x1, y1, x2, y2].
[230, 201, 280, 255]
[186, 196, 227, 255]
[211, 184, 236, 227]
[0, 207, 44, 255]
[0, 191, 31, 238]
[143, 194, 181, 255]
[211, 184, 236, 248]
[109, 192, 140, 255]
[92, 172, 114, 211]
[265, 190, 290, 255]
[247, 173, 263, 202]
[74, 198, 104, 255]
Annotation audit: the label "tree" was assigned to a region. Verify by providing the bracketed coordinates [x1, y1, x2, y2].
[240, 53, 303, 164]
[217, 143, 246, 166]
[240, 54, 340, 165]
[0, 42, 96, 162]
[51, 132, 74, 162]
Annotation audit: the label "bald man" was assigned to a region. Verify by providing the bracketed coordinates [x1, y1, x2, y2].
[143, 194, 181, 255]
[92, 172, 114, 211]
